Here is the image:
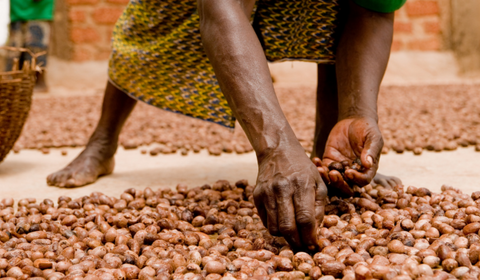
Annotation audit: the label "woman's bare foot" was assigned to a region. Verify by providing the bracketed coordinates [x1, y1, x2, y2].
[47, 81, 136, 188]
[47, 142, 115, 188]
[371, 173, 402, 188]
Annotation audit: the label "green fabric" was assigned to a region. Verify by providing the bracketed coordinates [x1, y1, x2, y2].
[10, 0, 55, 22]
[353, 0, 406, 13]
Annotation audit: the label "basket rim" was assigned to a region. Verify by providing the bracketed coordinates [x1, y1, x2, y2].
[0, 46, 46, 74]
[0, 70, 28, 75]
[0, 78, 22, 84]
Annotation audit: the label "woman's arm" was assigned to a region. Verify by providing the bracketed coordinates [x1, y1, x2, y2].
[198, 0, 326, 250]
[320, 0, 394, 190]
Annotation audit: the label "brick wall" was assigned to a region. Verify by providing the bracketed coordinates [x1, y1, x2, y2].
[63, 0, 445, 61]
[66, 0, 127, 61]
[393, 0, 444, 51]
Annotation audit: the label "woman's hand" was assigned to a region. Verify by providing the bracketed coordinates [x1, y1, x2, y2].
[253, 145, 327, 251]
[316, 117, 384, 196]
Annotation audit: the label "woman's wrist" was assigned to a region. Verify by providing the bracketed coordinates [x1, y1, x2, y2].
[338, 107, 378, 123]
[254, 129, 304, 163]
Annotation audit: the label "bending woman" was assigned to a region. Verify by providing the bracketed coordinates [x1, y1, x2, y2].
[48, 0, 404, 250]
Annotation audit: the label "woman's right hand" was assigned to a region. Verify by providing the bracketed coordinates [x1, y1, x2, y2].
[253, 144, 327, 251]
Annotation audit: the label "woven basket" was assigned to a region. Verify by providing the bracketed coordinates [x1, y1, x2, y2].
[0, 46, 43, 163]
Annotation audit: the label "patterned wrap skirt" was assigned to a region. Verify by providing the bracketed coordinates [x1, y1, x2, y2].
[108, 0, 340, 128]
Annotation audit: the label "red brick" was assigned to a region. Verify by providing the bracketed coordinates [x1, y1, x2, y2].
[394, 21, 412, 33]
[72, 47, 93, 61]
[70, 27, 100, 43]
[406, 1, 439, 17]
[69, 9, 86, 23]
[408, 37, 440, 51]
[67, 0, 100, 5]
[391, 40, 404, 52]
[92, 7, 124, 24]
[105, 26, 115, 42]
[106, 0, 130, 4]
[423, 21, 441, 34]
[96, 49, 112, 60]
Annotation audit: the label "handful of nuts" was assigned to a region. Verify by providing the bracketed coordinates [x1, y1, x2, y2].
[312, 157, 366, 197]
[0, 180, 479, 280]
[327, 159, 365, 175]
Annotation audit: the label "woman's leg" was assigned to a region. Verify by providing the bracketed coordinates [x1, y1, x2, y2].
[312, 64, 338, 159]
[47, 81, 137, 187]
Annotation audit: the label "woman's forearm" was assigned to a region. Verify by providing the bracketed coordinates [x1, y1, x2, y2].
[336, 0, 394, 122]
[198, 0, 301, 160]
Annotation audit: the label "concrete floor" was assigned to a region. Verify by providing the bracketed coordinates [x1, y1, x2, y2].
[0, 146, 479, 201]
[0, 148, 257, 201]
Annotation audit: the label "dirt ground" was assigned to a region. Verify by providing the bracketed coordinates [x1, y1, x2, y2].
[1, 51, 480, 201]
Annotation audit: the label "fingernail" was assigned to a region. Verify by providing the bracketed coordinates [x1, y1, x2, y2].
[367, 156, 373, 166]
[331, 175, 337, 183]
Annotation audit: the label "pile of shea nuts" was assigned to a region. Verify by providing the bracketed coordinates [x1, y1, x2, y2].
[13, 85, 480, 155]
[1, 179, 480, 279]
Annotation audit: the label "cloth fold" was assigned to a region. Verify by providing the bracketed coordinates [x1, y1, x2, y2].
[109, 0, 340, 128]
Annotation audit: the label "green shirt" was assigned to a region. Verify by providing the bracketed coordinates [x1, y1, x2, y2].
[10, 0, 55, 22]
[354, 0, 407, 13]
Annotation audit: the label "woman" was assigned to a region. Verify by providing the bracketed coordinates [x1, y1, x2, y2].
[48, 0, 404, 250]
[6, 0, 54, 92]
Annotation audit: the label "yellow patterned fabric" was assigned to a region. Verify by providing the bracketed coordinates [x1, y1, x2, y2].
[109, 0, 340, 128]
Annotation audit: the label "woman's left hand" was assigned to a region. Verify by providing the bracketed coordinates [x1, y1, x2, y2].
[316, 117, 384, 196]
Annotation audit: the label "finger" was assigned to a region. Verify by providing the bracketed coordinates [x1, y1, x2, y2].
[312, 157, 322, 167]
[321, 158, 334, 168]
[265, 194, 279, 236]
[317, 166, 330, 185]
[315, 184, 327, 224]
[253, 186, 268, 229]
[277, 195, 302, 250]
[314, 169, 328, 226]
[328, 170, 353, 196]
[345, 168, 376, 186]
[314, 176, 327, 221]
[293, 181, 319, 250]
[360, 133, 383, 169]
[272, 179, 301, 249]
